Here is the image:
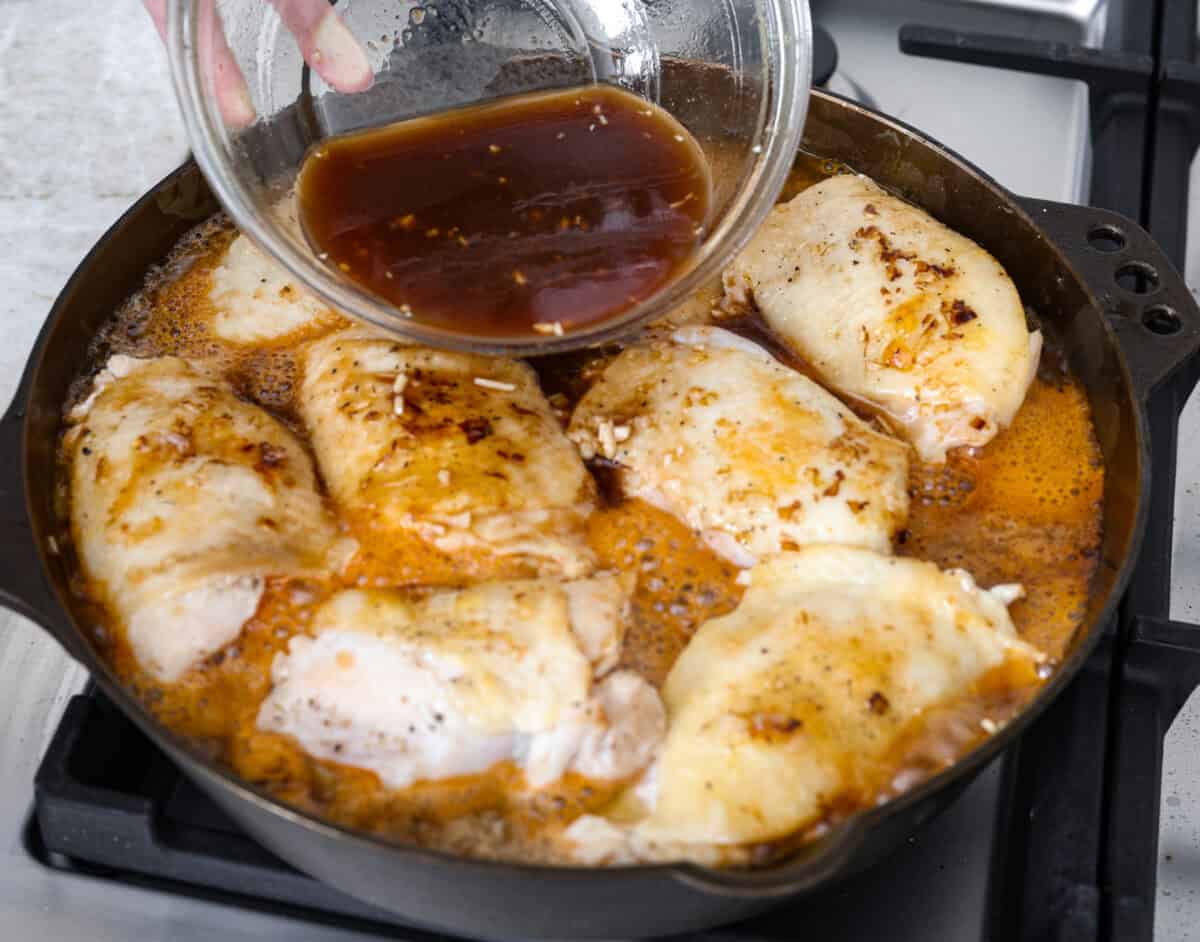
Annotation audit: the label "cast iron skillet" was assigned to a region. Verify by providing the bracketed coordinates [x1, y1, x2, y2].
[2, 90, 1199, 939]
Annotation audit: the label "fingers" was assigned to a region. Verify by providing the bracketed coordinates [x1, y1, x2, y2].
[198, 0, 257, 127]
[269, 0, 374, 93]
[143, 0, 374, 124]
[143, 0, 255, 128]
[143, 0, 169, 38]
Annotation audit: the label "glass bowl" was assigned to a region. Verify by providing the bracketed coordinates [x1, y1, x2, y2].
[166, 0, 812, 354]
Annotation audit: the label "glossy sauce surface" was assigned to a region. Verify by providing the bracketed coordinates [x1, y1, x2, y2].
[298, 85, 711, 339]
[63, 156, 1103, 865]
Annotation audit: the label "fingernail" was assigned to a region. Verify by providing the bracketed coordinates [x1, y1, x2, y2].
[313, 14, 374, 93]
[221, 78, 257, 128]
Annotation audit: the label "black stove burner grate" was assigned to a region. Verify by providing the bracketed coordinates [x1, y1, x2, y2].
[29, 693, 430, 938]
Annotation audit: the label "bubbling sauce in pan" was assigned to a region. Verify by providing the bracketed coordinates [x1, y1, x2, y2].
[61, 154, 1103, 865]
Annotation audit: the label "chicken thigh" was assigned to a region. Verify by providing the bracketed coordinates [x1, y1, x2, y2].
[208, 231, 346, 344]
[66, 355, 342, 681]
[258, 574, 665, 789]
[567, 546, 1043, 863]
[568, 327, 909, 565]
[298, 330, 596, 580]
[724, 174, 1042, 462]
[297, 331, 597, 580]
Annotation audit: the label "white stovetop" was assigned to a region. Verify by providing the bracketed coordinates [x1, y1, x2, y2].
[1, 2, 1196, 940]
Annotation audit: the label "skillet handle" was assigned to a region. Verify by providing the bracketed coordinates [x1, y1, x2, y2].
[1016, 198, 1200, 401]
[0, 400, 85, 663]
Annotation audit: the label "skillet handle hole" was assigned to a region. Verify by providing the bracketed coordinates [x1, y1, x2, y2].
[1116, 261, 1161, 296]
[1143, 305, 1183, 336]
[1088, 224, 1126, 253]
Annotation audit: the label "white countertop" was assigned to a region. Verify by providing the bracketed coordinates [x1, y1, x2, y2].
[0, 2, 372, 939]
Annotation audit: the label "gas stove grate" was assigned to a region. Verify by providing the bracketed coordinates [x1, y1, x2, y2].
[28, 692, 433, 938]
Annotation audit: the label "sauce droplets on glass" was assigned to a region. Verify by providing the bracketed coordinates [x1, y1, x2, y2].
[297, 85, 711, 339]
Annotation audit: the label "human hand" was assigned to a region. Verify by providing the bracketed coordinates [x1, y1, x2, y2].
[143, 0, 373, 126]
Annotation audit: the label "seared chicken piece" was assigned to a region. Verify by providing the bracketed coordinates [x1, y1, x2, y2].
[65, 356, 342, 682]
[257, 574, 665, 789]
[723, 174, 1042, 462]
[568, 327, 909, 565]
[208, 233, 346, 344]
[566, 546, 1043, 863]
[298, 329, 596, 579]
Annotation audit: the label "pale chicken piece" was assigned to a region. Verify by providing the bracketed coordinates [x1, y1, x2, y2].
[257, 574, 665, 789]
[723, 174, 1042, 462]
[563, 576, 632, 675]
[208, 231, 346, 344]
[568, 327, 909, 566]
[566, 546, 1044, 863]
[298, 329, 596, 578]
[65, 356, 342, 682]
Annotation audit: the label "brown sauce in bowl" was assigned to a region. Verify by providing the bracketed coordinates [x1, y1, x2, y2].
[60, 154, 1103, 865]
[298, 85, 711, 339]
